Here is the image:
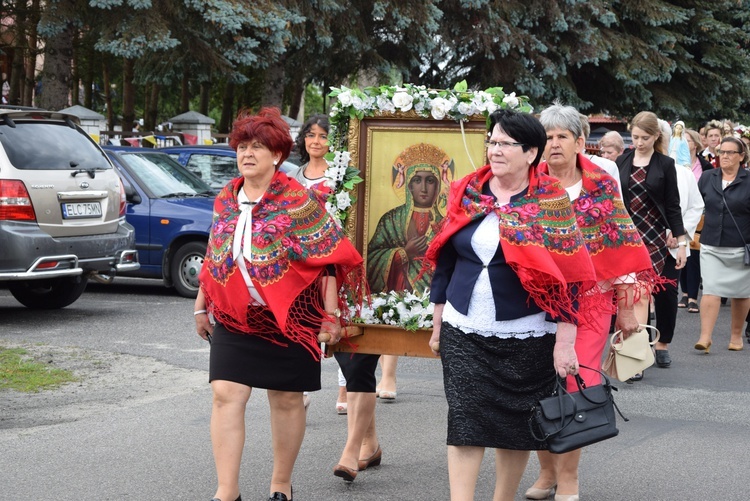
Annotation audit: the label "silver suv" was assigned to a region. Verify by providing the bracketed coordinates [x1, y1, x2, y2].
[0, 107, 138, 308]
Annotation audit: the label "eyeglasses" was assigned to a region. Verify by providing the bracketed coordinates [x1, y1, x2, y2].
[485, 140, 525, 150]
[717, 149, 742, 156]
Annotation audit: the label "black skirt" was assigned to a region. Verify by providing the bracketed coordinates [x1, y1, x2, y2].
[209, 322, 321, 392]
[440, 322, 557, 450]
[334, 352, 380, 393]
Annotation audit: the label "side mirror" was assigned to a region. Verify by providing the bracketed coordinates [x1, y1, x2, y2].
[124, 183, 142, 204]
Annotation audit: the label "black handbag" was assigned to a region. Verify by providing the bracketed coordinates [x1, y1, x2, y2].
[529, 366, 628, 454]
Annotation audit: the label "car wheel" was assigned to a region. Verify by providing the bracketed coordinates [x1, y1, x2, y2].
[171, 241, 206, 298]
[8, 276, 89, 309]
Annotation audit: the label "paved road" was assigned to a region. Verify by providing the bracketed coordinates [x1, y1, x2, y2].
[1, 279, 749, 500]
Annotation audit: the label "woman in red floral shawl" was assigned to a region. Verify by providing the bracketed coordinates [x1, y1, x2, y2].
[526, 103, 659, 501]
[423, 109, 596, 501]
[194, 108, 363, 501]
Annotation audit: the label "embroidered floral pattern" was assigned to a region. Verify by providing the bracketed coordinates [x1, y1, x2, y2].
[576, 172, 644, 256]
[458, 172, 585, 254]
[204, 176, 347, 287]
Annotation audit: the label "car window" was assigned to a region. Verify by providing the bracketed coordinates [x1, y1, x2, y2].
[120, 153, 212, 197]
[185, 154, 237, 190]
[0, 120, 111, 170]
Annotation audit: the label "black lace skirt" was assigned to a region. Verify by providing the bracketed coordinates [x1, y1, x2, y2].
[440, 322, 557, 450]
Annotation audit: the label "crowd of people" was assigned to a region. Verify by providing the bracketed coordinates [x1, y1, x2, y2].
[191, 104, 749, 501]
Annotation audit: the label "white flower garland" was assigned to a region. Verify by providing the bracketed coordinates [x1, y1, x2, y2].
[350, 289, 435, 331]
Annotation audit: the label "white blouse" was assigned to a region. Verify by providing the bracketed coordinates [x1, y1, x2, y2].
[441, 211, 556, 339]
[232, 189, 267, 306]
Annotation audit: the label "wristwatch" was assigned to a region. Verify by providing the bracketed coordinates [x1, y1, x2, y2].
[677, 241, 687, 247]
[327, 308, 341, 318]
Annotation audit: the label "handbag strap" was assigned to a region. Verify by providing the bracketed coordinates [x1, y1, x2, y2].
[610, 324, 660, 348]
[721, 190, 749, 247]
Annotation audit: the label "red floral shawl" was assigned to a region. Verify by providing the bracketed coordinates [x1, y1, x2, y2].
[199, 171, 364, 359]
[424, 164, 597, 323]
[539, 155, 661, 303]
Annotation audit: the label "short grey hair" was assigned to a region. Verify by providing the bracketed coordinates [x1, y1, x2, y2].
[599, 131, 625, 153]
[539, 102, 583, 140]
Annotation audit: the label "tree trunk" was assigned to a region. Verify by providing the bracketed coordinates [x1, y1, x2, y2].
[103, 61, 113, 130]
[143, 84, 150, 130]
[287, 78, 305, 121]
[70, 32, 80, 106]
[23, 0, 40, 107]
[261, 57, 285, 109]
[218, 81, 235, 134]
[38, 21, 74, 111]
[82, 55, 95, 109]
[199, 80, 210, 115]
[180, 71, 190, 113]
[146, 83, 159, 131]
[122, 58, 136, 131]
[9, 48, 23, 105]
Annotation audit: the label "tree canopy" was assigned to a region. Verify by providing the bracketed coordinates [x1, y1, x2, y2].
[2, 0, 748, 127]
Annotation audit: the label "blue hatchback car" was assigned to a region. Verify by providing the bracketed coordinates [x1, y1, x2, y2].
[160, 144, 298, 191]
[104, 146, 214, 298]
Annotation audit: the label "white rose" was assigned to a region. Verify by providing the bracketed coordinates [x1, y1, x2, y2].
[503, 92, 519, 108]
[376, 95, 396, 113]
[372, 296, 387, 308]
[430, 97, 451, 120]
[457, 102, 473, 115]
[351, 96, 365, 110]
[392, 91, 414, 112]
[335, 192, 351, 210]
[337, 91, 353, 107]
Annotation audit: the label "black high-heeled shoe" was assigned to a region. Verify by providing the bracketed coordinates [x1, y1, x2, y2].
[210, 496, 241, 501]
[269, 486, 292, 500]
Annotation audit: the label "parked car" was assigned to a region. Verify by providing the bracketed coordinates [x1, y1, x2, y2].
[0, 107, 138, 309]
[103, 146, 214, 298]
[160, 144, 299, 191]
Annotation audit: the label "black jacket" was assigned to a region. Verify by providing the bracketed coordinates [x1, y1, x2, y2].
[697, 156, 714, 173]
[697, 167, 750, 247]
[616, 149, 686, 237]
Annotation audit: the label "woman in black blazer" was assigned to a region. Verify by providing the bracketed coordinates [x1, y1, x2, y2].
[617, 112, 688, 373]
[694, 136, 750, 352]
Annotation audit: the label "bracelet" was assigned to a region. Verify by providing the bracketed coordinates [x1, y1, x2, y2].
[677, 241, 687, 247]
[194, 309, 207, 316]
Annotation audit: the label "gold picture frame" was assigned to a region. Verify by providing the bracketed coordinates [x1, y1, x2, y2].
[345, 113, 488, 295]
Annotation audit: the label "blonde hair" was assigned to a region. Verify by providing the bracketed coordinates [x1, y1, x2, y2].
[684, 129, 702, 155]
[658, 119, 672, 153]
[630, 111, 667, 155]
[598, 131, 625, 153]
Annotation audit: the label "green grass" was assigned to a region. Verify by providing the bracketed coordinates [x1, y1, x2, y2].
[0, 346, 79, 392]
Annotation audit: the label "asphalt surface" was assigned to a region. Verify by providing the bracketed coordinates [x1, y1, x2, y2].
[1, 278, 749, 500]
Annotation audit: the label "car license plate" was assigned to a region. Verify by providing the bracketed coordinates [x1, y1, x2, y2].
[61, 202, 102, 219]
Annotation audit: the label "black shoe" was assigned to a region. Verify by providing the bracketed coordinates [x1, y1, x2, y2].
[626, 372, 644, 384]
[269, 488, 291, 501]
[655, 350, 671, 368]
[211, 496, 241, 501]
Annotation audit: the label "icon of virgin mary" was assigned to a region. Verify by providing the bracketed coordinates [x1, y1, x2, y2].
[366, 143, 453, 293]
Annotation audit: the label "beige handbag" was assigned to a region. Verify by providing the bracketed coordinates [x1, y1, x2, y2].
[602, 324, 660, 382]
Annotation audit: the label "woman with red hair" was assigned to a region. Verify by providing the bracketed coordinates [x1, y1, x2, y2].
[194, 108, 364, 501]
